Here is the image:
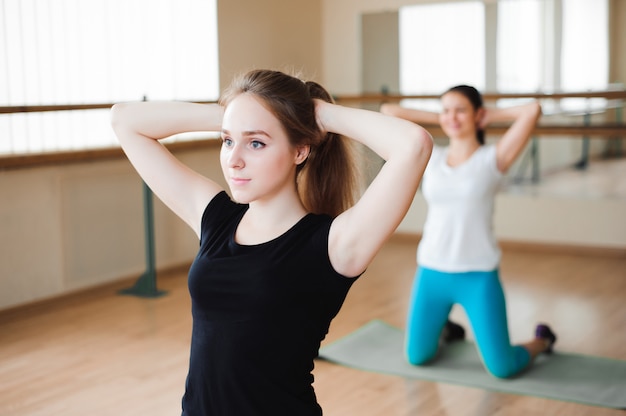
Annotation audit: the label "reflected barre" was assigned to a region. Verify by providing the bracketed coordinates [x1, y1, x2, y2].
[414, 123, 626, 138]
[333, 90, 626, 139]
[333, 89, 626, 103]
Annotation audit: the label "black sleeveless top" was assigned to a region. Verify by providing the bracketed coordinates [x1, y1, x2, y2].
[181, 191, 358, 415]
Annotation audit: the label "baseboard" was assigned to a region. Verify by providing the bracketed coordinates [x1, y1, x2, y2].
[0, 262, 192, 318]
[390, 232, 626, 259]
[497, 239, 626, 258]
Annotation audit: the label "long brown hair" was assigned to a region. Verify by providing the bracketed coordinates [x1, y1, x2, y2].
[219, 69, 359, 218]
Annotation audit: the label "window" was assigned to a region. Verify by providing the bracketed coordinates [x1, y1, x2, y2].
[398, 0, 609, 113]
[497, 0, 609, 111]
[560, 0, 609, 111]
[0, 0, 219, 155]
[398, 1, 485, 111]
[496, 0, 542, 93]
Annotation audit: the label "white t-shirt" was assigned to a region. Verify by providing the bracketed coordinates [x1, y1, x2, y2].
[417, 144, 503, 272]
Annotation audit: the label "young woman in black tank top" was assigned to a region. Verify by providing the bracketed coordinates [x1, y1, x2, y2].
[111, 69, 433, 415]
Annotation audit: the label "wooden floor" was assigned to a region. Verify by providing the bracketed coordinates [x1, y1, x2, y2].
[1, 156, 625, 415]
[0, 234, 624, 416]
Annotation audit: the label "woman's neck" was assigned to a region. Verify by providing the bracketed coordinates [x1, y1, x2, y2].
[447, 137, 480, 166]
[236, 193, 308, 245]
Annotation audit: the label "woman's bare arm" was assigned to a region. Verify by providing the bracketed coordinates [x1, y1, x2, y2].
[319, 101, 433, 277]
[110, 101, 225, 236]
[483, 101, 541, 173]
[380, 103, 440, 125]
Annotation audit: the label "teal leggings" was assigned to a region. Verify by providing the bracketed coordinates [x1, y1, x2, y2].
[405, 266, 530, 378]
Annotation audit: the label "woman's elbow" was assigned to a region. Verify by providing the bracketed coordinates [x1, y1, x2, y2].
[109, 103, 127, 130]
[109, 102, 138, 140]
[380, 103, 396, 116]
[394, 126, 432, 173]
[411, 126, 434, 159]
[531, 101, 542, 118]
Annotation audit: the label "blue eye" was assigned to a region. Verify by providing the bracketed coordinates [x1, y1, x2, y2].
[251, 140, 265, 149]
[222, 137, 233, 147]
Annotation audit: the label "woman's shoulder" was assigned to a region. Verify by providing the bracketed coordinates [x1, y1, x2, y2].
[199, 191, 248, 238]
[202, 191, 244, 218]
[475, 144, 502, 176]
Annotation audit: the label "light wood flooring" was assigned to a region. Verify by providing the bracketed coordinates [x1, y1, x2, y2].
[0, 234, 624, 416]
[1, 156, 625, 415]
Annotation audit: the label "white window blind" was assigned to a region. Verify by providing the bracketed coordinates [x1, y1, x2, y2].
[399, 1, 485, 112]
[560, 0, 609, 111]
[496, 0, 542, 93]
[496, 0, 608, 112]
[0, 0, 219, 155]
[399, 0, 609, 114]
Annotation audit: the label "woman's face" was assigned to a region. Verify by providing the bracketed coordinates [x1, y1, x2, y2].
[439, 91, 480, 140]
[220, 94, 308, 204]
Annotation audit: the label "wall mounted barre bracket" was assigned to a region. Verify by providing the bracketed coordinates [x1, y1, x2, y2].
[119, 181, 167, 298]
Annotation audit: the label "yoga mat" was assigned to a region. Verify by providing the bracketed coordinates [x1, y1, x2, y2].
[319, 320, 626, 409]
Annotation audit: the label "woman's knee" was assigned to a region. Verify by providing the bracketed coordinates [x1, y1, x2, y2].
[485, 344, 531, 378]
[484, 362, 517, 379]
[406, 352, 433, 366]
[405, 343, 437, 366]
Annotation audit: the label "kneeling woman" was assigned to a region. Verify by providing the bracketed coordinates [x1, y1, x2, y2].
[382, 85, 555, 379]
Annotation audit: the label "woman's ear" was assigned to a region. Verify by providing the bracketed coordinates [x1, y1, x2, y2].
[475, 107, 487, 129]
[295, 145, 310, 165]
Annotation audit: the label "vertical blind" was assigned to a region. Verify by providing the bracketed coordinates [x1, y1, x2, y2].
[0, 0, 218, 155]
[398, 0, 609, 113]
[399, 1, 486, 94]
[399, 1, 485, 112]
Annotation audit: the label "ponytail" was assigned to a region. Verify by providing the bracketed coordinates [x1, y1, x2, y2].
[299, 81, 359, 217]
[477, 128, 485, 145]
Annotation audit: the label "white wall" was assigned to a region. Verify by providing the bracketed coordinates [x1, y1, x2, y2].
[217, 0, 322, 89]
[0, 147, 224, 310]
[398, 192, 626, 249]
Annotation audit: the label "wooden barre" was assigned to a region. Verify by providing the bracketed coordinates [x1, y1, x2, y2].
[0, 139, 218, 171]
[0, 101, 219, 114]
[334, 90, 626, 103]
[421, 123, 626, 138]
[1, 90, 625, 114]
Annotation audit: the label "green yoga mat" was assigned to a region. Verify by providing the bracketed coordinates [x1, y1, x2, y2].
[319, 320, 626, 409]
